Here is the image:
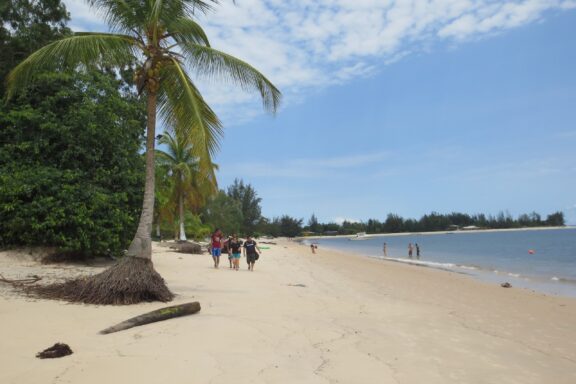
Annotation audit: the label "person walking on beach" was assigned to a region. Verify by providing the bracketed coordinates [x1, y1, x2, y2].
[243, 235, 261, 271]
[228, 234, 243, 271]
[310, 243, 316, 254]
[383, 242, 388, 257]
[408, 243, 413, 259]
[415, 243, 420, 259]
[211, 228, 223, 268]
[225, 235, 233, 268]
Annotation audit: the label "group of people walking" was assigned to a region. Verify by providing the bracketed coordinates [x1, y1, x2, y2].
[210, 228, 261, 271]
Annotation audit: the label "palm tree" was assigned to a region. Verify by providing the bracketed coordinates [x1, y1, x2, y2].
[156, 131, 217, 241]
[154, 159, 176, 240]
[6, 0, 281, 304]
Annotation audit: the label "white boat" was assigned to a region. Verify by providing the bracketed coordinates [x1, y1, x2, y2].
[349, 232, 369, 240]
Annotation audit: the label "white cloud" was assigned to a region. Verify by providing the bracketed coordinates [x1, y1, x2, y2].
[62, 0, 576, 124]
[333, 217, 361, 225]
[220, 152, 391, 179]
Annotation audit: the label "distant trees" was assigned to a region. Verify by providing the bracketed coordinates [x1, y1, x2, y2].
[307, 214, 320, 233]
[202, 191, 244, 236]
[294, 210, 566, 237]
[227, 179, 262, 235]
[546, 211, 565, 226]
[155, 132, 217, 241]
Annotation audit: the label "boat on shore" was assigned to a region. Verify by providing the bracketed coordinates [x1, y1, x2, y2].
[349, 232, 369, 240]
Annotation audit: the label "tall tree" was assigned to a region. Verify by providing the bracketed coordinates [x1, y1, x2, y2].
[307, 213, 320, 233]
[0, 0, 70, 93]
[0, 70, 145, 255]
[156, 131, 217, 241]
[202, 190, 244, 235]
[227, 178, 262, 235]
[6, 0, 281, 304]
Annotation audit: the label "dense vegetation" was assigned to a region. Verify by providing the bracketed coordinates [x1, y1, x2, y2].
[298, 210, 566, 237]
[0, 0, 146, 256]
[0, 70, 146, 255]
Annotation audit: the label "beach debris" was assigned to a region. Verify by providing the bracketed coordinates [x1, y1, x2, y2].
[27, 256, 173, 305]
[36, 343, 73, 359]
[169, 242, 203, 254]
[0, 273, 42, 286]
[287, 283, 307, 288]
[100, 301, 201, 334]
[500, 282, 512, 288]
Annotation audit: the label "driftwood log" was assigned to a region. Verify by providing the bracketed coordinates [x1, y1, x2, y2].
[100, 301, 201, 334]
[169, 242, 203, 254]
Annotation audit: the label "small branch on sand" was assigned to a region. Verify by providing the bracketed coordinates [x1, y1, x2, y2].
[0, 274, 42, 286]
[100, 301, 201, 334]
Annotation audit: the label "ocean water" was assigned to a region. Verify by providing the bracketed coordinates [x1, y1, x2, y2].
[305, 228, 576, 298]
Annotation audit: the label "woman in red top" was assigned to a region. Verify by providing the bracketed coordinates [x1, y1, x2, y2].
[211, 228, 223, 268]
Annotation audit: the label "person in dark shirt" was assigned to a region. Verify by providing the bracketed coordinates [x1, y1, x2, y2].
[243, 235, 261, 271]
[228, 234, 243, 271]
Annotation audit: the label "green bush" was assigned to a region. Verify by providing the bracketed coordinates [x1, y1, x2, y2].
[0, 71, 145, 256]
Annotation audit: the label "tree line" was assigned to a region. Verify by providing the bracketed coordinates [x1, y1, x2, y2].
[301, 211, 565, 236]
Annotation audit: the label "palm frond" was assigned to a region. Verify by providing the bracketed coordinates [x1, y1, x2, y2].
[6, 33, 137, 99]
[165, 17, 211, 47]
[86, 1, 218, 34]
[86, 1, 149, 34]
[157, 59, 223, 164]
[180, 43, 282, 113]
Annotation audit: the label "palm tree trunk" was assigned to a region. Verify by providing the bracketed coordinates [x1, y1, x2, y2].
[126, 92, 158, 259]
[29, 90, 173, 304]
[178, 194, 187, 241]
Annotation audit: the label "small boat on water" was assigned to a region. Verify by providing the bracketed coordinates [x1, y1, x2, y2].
[349, 232, 369, 240]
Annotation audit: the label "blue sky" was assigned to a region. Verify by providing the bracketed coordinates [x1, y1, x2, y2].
[63, 1, 576, 224]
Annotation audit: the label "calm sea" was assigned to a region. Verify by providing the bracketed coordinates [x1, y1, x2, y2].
[305, 228, 576, 298]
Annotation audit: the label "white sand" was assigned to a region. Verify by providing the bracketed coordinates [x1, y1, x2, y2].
[1, 239, 575, 384]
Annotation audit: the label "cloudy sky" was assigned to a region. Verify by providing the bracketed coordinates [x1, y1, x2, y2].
[63, 0, 576, 224]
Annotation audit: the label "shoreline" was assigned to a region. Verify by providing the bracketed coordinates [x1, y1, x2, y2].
[1, 239, 576, 383]
[298, 225, 573, 240]
[302, 227, 576, 299]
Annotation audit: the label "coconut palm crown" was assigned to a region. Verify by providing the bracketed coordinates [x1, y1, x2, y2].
[7, 0, 280, 257]
[6, 0, 281, 304]
[156, 131, 218, 241]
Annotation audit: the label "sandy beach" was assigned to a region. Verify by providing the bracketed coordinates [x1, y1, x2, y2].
[1, 239, 575, 384]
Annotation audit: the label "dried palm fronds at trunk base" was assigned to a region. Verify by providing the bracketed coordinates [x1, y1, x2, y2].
[27, 257, 174, 305]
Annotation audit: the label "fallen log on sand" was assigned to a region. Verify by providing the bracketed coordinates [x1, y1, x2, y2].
[100, 301, 201, 334]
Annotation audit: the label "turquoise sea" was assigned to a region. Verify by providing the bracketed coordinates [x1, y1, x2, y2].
[304, 228, 576, 298]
